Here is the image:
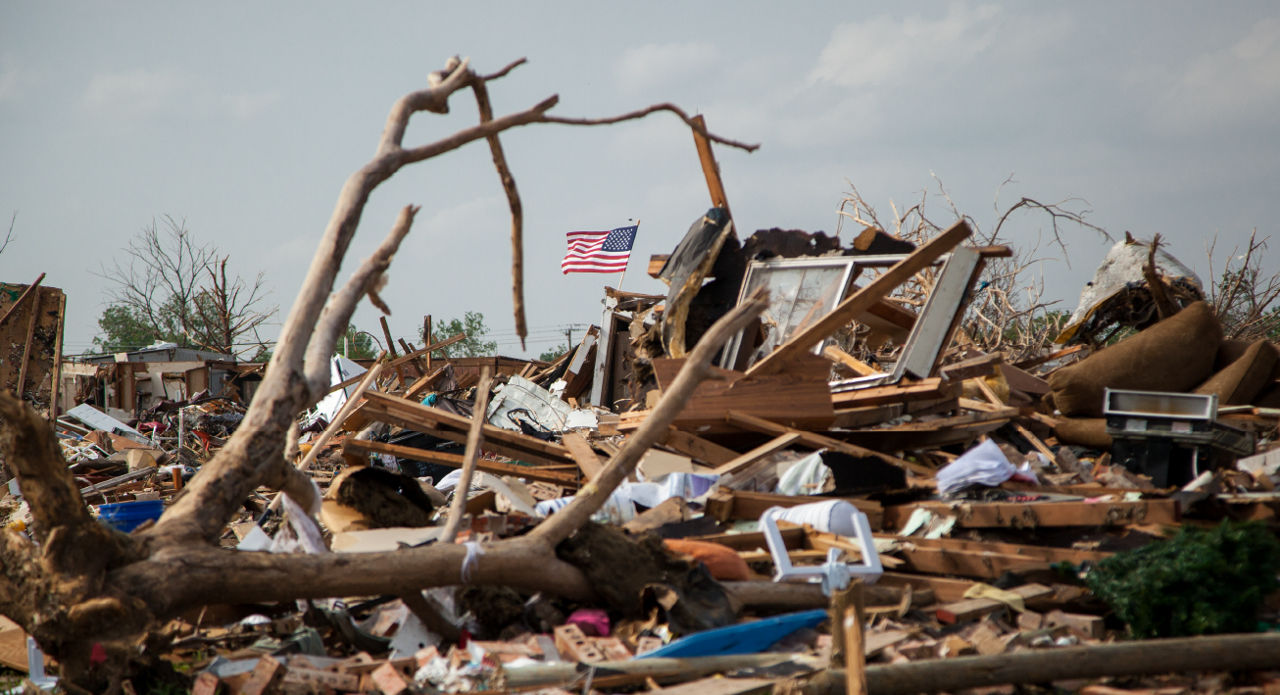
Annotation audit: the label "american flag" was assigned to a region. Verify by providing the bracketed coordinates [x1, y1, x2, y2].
[561, 224, 638, 274]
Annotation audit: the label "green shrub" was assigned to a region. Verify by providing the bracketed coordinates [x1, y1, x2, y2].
[1085, 520, 1280, 638]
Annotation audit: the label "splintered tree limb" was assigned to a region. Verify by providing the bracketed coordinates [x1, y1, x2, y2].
[471, 77, 528, 348]
[1143, 233, 1179, 320]
[0, 395, 95, 539]
[531, 288, 769, 546]
[0, 56, 760, 681]
[304, 206, 418, 394]
[544, 104, 761, 153]
[106, 541, 599, 616]
[96, 290, 770, 622]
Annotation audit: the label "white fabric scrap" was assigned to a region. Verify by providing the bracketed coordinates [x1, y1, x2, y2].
[935, 439, 1016, 495]
[460, 541, 485, 582]
[775, 450, 831, 496]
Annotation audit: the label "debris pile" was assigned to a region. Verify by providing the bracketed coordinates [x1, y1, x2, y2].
[6, 211, 1279, 694]
[3, 58, 1280, 694]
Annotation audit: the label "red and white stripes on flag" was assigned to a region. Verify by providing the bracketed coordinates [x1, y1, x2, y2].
[561, 224, 638, 274]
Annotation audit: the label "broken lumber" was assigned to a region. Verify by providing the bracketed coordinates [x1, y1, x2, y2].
[935, 583, 1054, 624]
[360, 390, 576, 468]
[748, 220, 971, 376]
[725, 410, 932, 477]
[883, 499, 1180, 530]
[652, 355, 835, 434]
[343, 439, 580, 486]
[884, 535, 1111, 580]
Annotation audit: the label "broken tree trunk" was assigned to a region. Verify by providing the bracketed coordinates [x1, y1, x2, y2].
[0, 55, 760, 690]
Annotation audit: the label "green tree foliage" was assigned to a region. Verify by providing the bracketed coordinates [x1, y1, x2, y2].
[537, 344, 571, 362]
[1085, 520, 1280, 638]
[423, 311, 497, 358]
[335, 324, 377, 360]
[92, 304, 179, 353]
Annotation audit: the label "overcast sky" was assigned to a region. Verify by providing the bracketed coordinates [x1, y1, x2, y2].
[3, 2, 1279, 359]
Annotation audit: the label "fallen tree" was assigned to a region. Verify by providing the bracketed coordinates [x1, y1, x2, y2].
[0, 55, 761, 691]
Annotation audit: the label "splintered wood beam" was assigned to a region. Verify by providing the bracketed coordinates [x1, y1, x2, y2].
[822, 345, 882, 377]
[935, 583, 1054, 624]
[691, 114, 730, 215]
[404, 363, 452, 401]
[882, 499, 1180, 530]
[881, 539, 1112, 580]
[713, 432, 801, 477]
[360, 390, 575, 468]
[830, 378, 960, 409]
[747, 220, 972, 376]
[0, 272, 44, 327]
[659, 427, 740, 467]
[725, 410, 934, 477]
[561, 431, 605, 480]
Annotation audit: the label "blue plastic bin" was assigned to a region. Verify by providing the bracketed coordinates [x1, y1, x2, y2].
[97, 500, 164, 532]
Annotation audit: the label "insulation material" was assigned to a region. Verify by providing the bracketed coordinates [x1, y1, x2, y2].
[1058, 237, 1203, 344]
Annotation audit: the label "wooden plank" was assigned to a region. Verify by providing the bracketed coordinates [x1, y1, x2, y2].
[690, 114, 730, 214]
[0, 273, 44, 327]
[823, 345, 882, 377]
[660, 427, 740, 467]
[713, 432, 801, 477]
[936, 584, 1054, 624]
[830, 378, 959, 409]
[748, 220, 972, 376]
[561, 432, 605, 480]
[890, 546, 1054, 580]
[939, 352, 1002, 382]
[652, 356, 835, 434]
[360, 391, 575, 467]
[831, 404, 905, 429]
[403, 363, 451, 401]
[882, 534, 1112, 565]
[836, 410, 1013, 451]
[875, 572, 978, 604]
[883, 499, 1180, 530]
[725, 410, 933, 477]
[0, 617, 27, 672]
[344, 439, 580, 486]
[388, 332, 466, 369]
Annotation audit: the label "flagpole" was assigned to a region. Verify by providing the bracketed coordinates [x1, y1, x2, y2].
[615, 218, 638, 291]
